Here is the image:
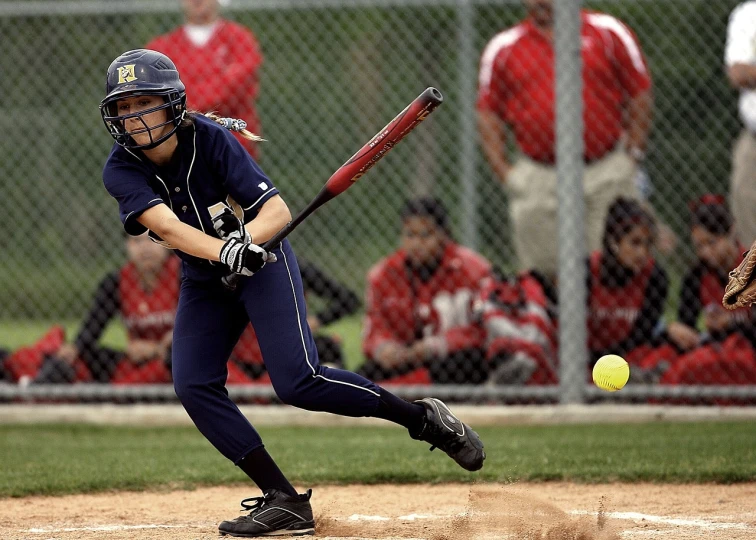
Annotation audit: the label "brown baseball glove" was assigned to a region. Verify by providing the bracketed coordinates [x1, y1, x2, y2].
[723, 240, 756, 309]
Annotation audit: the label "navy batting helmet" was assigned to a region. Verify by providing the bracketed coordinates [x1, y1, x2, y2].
[99, 49, 187, 150]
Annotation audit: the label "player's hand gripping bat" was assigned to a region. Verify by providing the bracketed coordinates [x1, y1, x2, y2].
[223, 87, 443, 289]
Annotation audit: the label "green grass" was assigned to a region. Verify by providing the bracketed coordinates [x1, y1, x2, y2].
[1, 422, 754, 498]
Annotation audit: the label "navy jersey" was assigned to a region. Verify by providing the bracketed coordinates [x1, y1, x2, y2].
[103, 114, 278, 277]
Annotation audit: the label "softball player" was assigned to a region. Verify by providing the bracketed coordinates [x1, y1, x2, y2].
[99, 49, 485, 538]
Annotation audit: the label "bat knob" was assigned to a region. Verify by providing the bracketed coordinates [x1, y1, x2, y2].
[222, 274, 239, 290]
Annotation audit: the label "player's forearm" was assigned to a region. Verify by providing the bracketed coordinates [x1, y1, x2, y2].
[626, 90, 653, 153]
[244, 195, 292, 244]
[139, 211, 225, 261]
[165, 222, 226, 261]
[478, 110, 511, 182]
[75, 274, 120, 352]
[728, 64, 756, 89]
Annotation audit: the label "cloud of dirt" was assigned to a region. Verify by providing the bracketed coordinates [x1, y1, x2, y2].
[316, 484, 620, 540]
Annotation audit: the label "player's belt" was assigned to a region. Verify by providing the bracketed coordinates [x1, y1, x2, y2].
[525, 141, 620, 167]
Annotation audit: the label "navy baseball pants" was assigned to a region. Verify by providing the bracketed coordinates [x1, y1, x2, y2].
[172, 240, 381, 463]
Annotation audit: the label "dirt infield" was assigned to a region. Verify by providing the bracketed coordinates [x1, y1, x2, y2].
[2, 483, 755, 540]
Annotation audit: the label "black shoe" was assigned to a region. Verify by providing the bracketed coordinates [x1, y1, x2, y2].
[219, 489, 315, 537]
[411, 398, 486, 471]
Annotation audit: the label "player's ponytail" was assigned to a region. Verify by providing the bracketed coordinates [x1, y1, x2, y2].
[203, 112, 264, 143]
[180, 110, 264, 143]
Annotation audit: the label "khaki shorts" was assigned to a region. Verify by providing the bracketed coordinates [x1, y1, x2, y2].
[730, 130, 756, 246]
[507, 147, 638, 278]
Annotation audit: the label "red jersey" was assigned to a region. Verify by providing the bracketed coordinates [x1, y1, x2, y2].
[146, 20, 263, 157]
[587, 252, 654, 352]
[233, 324, 264, 365]
[476, 272, 557, 384]
[119, 256, 180, 342]
[477, 10, 651, 163]
[362, 243, 492, 359]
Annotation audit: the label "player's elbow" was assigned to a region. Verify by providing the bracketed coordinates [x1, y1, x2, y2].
[150, 218, 178, 241]
[260, 195, 292, 226]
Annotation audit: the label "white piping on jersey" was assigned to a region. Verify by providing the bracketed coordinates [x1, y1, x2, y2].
[123, 210, 138, 232]
[186, 127, 204, 233]
[153, 175, 173, 210]
[586, 13, 646, 74]
[243, 188, 276, 211]
[479, 26, 526, 91]
[281, 248, 380, 398]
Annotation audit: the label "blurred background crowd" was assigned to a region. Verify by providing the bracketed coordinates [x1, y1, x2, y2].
[1, 0, 756, 401]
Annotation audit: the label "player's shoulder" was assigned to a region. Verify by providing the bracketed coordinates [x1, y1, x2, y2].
[730, 1, 756, 22]
[103, 144, 143, 175]
[190, 113, 229, 144]
[367, 251, 405, 282]
[217, 18, 256, 37]
[583, 10, 637, 36]
[481, 23, 529, 58]
[191, 113, 221, 131]
[448, 244, 492, 272]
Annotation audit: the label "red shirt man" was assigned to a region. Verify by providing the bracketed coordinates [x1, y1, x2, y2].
[360, 198, 492, 385]
[146, 0, 263, 157]
[478, 6, 651, 164]
[477, 0, 653, 279]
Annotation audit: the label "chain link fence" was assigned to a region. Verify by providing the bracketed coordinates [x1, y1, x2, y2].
[1, 0, 754, 403]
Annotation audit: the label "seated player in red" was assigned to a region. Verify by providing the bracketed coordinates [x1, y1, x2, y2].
[1, 325, 67, 385]
[475, 268, 558, 385]
[662, 196, 756, 385]
[360, 197, 492, 385]
[586, 197, 672, 382]
[227, 259, 360, 385]
[32, 233, 180, 385]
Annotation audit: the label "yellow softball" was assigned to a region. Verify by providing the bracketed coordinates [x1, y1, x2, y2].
[592, 354, 630, 392]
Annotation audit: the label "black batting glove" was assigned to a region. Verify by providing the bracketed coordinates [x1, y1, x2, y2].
[219, 238, 277, 277]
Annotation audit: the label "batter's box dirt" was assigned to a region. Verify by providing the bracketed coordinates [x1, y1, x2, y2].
[1, 483, 755, 539]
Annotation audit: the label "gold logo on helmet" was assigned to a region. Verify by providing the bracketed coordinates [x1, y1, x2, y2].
[117, 65, 137, 84]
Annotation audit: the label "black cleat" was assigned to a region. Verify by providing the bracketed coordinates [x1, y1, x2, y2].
[411, 398, 486, 471]
[219, 489, 315, 537]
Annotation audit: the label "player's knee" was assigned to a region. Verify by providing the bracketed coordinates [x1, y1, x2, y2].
[267, 362, 320, 407]
[271, 375, 321, 409]
[271, 382, 300, 407]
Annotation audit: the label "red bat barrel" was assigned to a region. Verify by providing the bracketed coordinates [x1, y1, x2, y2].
[325, 87, 444, 195]
[259, 87, 443, 253]
[221, 88, 443, 289]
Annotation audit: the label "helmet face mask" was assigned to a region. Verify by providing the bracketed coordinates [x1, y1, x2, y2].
[99, 49, 187, 150]
[102, 90, 186, 150]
